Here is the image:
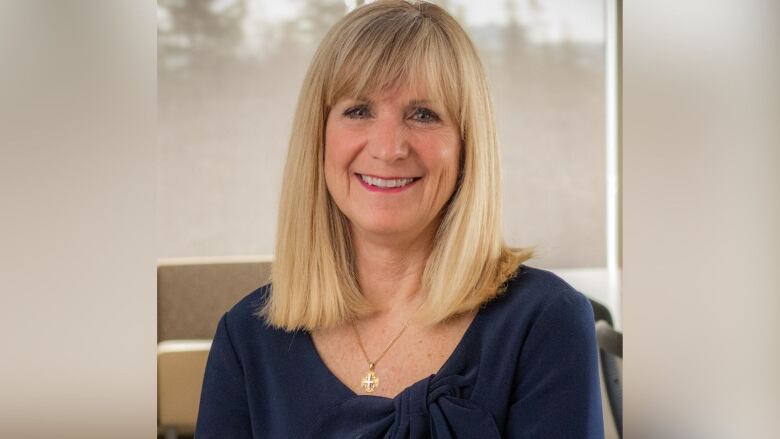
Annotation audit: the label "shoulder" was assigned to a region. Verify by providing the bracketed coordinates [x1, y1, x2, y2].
[500, 264, 589, 305]
[221, 282, 271, 326]
[219, 283, 294, 348]
[487, 264, 595, 327]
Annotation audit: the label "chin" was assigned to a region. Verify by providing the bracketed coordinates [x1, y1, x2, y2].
[353, 216, 420, 238]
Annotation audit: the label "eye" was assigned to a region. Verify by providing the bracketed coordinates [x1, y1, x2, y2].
[343, 104, 372, 119]
[409, 107, 441, 123]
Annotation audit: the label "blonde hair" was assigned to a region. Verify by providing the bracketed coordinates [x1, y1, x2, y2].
[257, 0, 532, 331]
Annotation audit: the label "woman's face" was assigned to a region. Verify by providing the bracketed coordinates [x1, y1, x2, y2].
[324, 84, 461, 243]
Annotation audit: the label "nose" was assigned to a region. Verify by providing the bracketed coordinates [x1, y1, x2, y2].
[366, 115, 409, 163]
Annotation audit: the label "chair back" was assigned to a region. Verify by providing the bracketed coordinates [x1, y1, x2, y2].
[157, 256, 272, 341]
[588, 298, 622, 439]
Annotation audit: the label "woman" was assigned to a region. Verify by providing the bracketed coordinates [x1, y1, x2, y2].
[196, 1, 603, 438]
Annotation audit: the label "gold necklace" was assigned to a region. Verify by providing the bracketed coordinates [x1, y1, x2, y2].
[350, 305, 421, 393]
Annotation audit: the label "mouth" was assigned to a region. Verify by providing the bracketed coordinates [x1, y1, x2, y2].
[354, 173, 422, 193]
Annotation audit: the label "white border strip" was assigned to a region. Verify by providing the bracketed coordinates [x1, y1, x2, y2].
[605, 0, 622, 329]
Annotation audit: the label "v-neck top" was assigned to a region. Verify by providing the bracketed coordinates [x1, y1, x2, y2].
[303, 304, 482, 402]
[195, 265, 604, 438]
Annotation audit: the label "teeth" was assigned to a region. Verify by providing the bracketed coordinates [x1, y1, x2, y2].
[359, 174, 416, 188]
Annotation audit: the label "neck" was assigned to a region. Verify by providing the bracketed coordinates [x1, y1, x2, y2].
[351, 223, 437, 317]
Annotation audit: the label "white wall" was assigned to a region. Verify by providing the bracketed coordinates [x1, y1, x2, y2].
[623, 1, 780, 436]
[0, 2, 157, 438]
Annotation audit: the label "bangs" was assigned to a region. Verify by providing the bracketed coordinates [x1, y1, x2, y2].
[324, 10, 464, 131]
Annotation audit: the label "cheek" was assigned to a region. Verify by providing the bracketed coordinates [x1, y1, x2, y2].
[324, 123, 361, 176]
[423, 132, 461, 181]
[444, 141, 461, 174]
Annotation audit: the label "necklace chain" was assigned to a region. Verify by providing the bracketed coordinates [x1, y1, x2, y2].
[351, 316, 412, 367]
[350, 302, 423, 393]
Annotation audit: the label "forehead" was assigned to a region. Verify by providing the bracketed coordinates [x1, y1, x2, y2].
[342, 83, 438, 104]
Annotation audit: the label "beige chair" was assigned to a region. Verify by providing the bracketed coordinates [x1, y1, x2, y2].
[157, 256, 273, 438]
[157, 255, 273, 342]
[158, 340, 211, 439]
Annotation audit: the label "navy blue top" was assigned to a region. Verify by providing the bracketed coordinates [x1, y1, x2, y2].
[195, 265, 604, 438]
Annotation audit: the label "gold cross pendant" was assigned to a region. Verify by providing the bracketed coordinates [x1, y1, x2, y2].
[360, 362, 379, 392]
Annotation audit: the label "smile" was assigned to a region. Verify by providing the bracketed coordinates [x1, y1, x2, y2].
[355, 173, 421, 193]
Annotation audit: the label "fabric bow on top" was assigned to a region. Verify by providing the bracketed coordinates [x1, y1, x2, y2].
[304, 367, 501, 439]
